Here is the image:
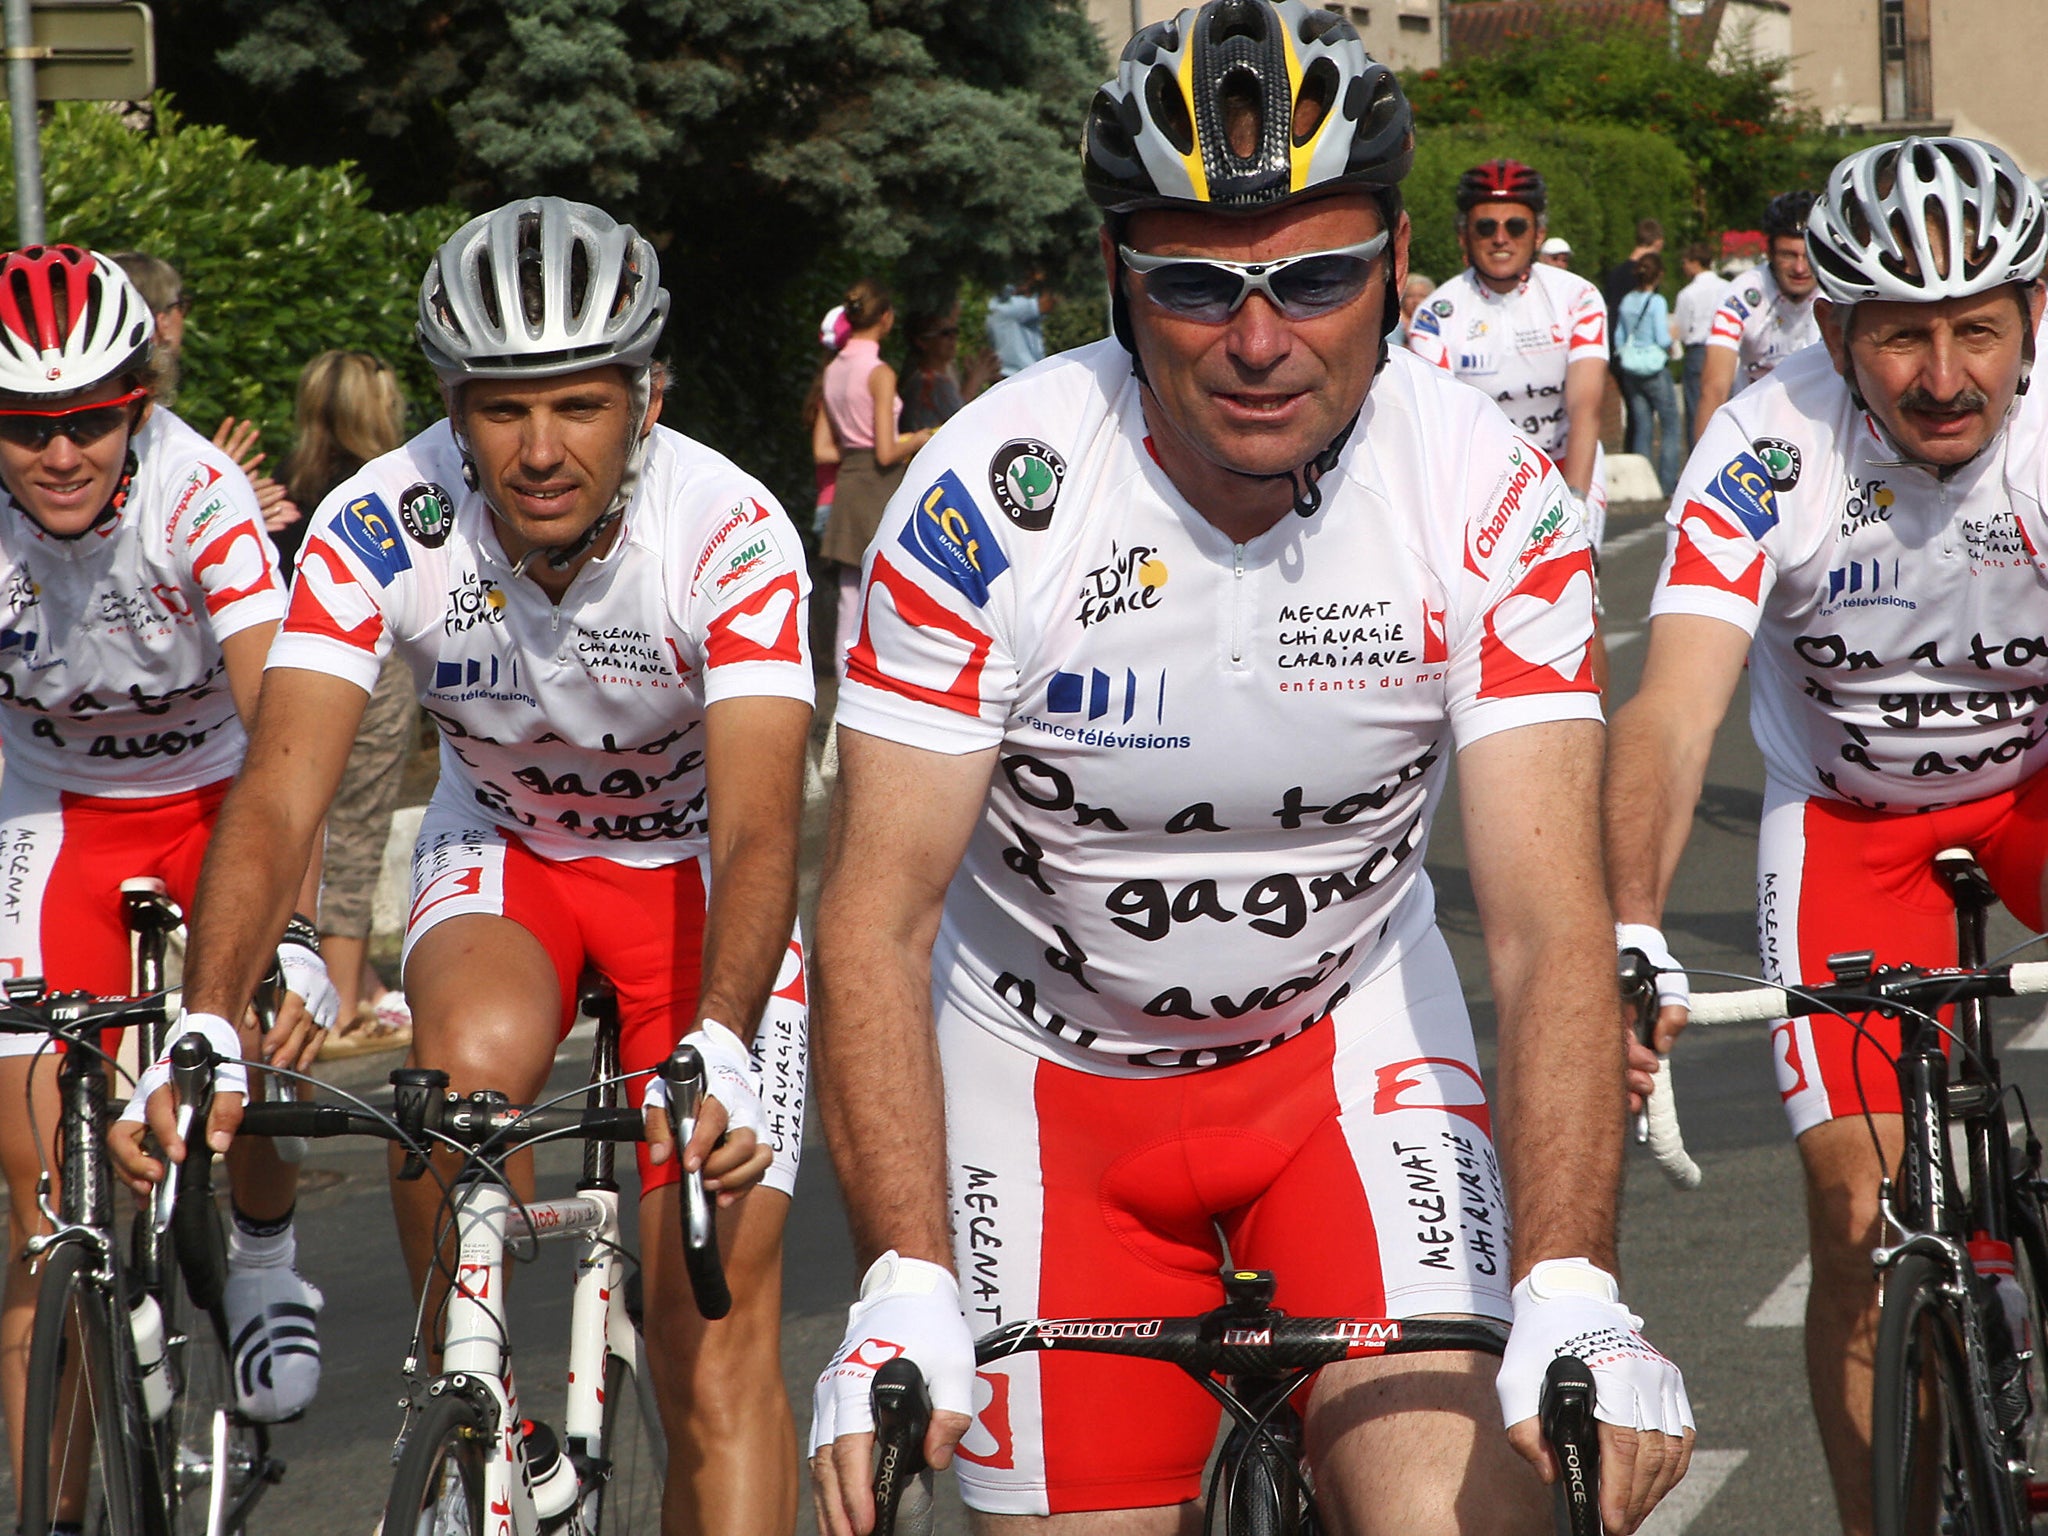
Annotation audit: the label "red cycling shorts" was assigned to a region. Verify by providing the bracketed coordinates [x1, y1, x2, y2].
[936, 923, 1510, 1516]
[0, 774, 226, 1059]
[1757, 771, 2048, 1139]
[403, 795, 806, 1195]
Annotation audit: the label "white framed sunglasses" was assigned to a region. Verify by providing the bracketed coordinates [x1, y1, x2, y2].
[1118, 233, 1391, 323]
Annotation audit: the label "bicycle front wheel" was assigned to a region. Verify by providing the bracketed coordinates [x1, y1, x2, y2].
[19, 1240, 149, 1536]
[157, 1240, 266, 1533]
[586, 1319, 666, 1533]
[384, 1391, 490, 1536]
[1873, 1251, 2023, 1536]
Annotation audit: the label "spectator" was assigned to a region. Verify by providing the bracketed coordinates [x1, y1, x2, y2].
[1671, 242, 1725, 439]
[900, 303, 998, 432]
[802, 305, 850, 535]
[1391, 271, 1434, 347]
[1613, 252, 1681, 496]
[276, 350, 416, 1054]
[817, 279, 936, 676]
[985, 275, 1053, 377]
[1603, 218, 1666, 446]
[111, 250, 301, 537]
[1538, 235, 1573, 269]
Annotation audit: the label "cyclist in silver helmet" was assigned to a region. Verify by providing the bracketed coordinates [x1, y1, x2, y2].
[116, 196, 817, 1536]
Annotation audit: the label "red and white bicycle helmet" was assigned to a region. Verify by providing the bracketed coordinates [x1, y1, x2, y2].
[1807, 137, 2047, 305]
[0, 246, 154, 398]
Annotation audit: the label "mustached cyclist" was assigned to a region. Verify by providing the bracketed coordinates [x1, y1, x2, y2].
[0, 247, 334, 1475]
[111, 199, 816, 1536]
[807, 5, 1693, 1534]
[1605, 136, 2048, 1536]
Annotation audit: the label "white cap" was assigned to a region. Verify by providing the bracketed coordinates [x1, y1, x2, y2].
[1539, 236, 1572, 256]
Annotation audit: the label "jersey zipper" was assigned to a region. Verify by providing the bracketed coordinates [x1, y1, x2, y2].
[1230, 543, 1246, 666]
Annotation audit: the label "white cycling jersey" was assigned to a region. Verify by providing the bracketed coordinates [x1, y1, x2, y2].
[836, 339, 1602, 1074]
[1650, 343, 2048, 809]
[1404, 262, 1608, 462]
[1705, 266, 1819, 394]
[270, 421, 814, 867]
[0, 407, 284, 795]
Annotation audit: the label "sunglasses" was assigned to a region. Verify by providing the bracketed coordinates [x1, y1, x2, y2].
[1119, 233, 1390, 323]
[0, 387, 147, 451]
[1472, 217, 1533, 240]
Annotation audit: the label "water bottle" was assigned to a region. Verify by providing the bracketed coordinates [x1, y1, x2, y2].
[521, 1419, 578, 1528]
[129, 1293, 172, 1421]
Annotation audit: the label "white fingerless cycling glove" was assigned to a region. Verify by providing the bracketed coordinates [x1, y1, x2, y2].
[810, 1252, 975, 1455]
[117, 1012, 247, 1127]
[1616, 922, 1691, 1015]
[641, 1020, 769, 1142]
[276, 940, 340, 1034]
[1497, 1258, 1693, 1437]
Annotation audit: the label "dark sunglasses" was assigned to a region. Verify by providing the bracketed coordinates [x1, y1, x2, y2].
[1472, 217, 1533, 240]
[0, 387, 147, 451]
[1119, 233, 1390, 323]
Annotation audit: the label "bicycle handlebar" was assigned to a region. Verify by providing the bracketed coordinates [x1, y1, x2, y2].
[0, 982, 172, 1042]
[1687, 958, 2048, 1026]
[1540, 1355, 1602, 1536]
[871, 1356, 935, 1536]
[1619, 952, 1702, 1192]
[164, 1034, 731, 1321]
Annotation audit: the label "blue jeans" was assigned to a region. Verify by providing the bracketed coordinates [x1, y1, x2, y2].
[1682, 344, 1706, 444]
[1620, 364, 1682, 496]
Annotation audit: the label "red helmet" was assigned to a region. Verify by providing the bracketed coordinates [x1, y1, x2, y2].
[0, 245, 154, 398]
[1456, 159, 1547, 216]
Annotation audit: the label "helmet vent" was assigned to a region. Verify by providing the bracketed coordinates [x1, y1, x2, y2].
[1218, 67, 1263, 160]
[1295, 59, 1337, 145]
[474, 250, 503, 332]
[1207, 0, 1267, 46]
[568, 239, 592, 324]
[1145, 64, 1195, 156]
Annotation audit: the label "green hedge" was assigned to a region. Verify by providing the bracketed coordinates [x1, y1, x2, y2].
[0, 99, 458, 452]
[1405, 121, 1696, 293]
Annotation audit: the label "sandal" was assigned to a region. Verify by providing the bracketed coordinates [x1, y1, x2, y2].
[320, 993, 413, 1059]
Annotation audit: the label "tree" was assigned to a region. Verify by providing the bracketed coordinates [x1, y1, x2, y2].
[0, 100, 454, 454]
[150, 1, 1111, 516]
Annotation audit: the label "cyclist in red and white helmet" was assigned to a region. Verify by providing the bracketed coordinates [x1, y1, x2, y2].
[1608, 135, 2048, 1535]
[0, 246, 334, 1487]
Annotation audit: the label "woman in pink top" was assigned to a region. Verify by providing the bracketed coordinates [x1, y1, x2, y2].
[817, 278, 935, 675]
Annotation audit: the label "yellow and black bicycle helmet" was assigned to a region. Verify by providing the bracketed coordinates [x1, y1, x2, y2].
[1083, 0, 1413, 215]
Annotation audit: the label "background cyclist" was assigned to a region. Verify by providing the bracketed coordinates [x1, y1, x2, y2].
[1691, 190, 1820, 442]
[0, 247, 334, 1493]
[111, 198, 816, 1536]
[808, 6, 1691, 1534]
[1604, 137, 2048, 1536]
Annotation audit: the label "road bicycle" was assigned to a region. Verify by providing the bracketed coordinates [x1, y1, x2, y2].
[1632, 847, 2048, 1534]
[867, 1266, 1604, 1536]
[18, 877, 283, 1536]
[168, 976, 726, 1536]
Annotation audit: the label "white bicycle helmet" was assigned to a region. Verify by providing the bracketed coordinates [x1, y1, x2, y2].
[0, 246, 153, 398]
[417, 197, 668, 382]
[1807, 136, 2047, 305]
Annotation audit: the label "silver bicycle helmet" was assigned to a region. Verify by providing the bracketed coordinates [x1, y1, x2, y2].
[417, 198, 671, 571]
[1807, 137, 2048, 305]
[417, 197, 668, 381]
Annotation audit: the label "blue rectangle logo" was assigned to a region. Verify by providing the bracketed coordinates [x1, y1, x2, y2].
[898, 470, 1010, 607]
[1706, 451, 1780, 540]
[330, 493, 410, 587]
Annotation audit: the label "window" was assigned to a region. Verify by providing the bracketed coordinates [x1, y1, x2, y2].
[1880, 0, 1932, 123]
[1347, 5, 1370, 25]
[1398, 12, 1430, 29]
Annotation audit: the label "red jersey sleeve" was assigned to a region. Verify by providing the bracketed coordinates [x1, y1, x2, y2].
[1647, 408, 1783, 635]
[834, 465, 1021, 755]
[171, 462, 286, 643]
[266, 490, 397, 694]
[686, 493, 816, 707]
[1566, 282, 1609, 362]
[1445, 436, 1603, 748]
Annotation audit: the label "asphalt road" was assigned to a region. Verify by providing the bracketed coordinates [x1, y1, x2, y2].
[15, 503, 2048, 1535]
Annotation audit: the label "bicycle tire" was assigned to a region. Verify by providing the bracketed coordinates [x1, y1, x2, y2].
[585, 1322, 667, 1534]
[1872, 1250, 2023, 1536]
[2006, 1179, 2048, 1502]
[1218, 1416, 1313, 1536]
[383, 1390, 491, 1536]
[19, 1240, 149, 1536]
[157, 1228, 265, 1535]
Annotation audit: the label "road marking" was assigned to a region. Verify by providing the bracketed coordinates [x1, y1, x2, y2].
[1605, 626, 1642, 653]
[1638, 1449, 1750, 1534]
[2009, 999, 2048, 1049]
[1603, 521, 1668, 559]
[1747, 1256, 1810, 1327]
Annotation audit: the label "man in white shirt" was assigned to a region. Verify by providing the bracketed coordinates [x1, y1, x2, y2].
[1670, 242, 1725, 438]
